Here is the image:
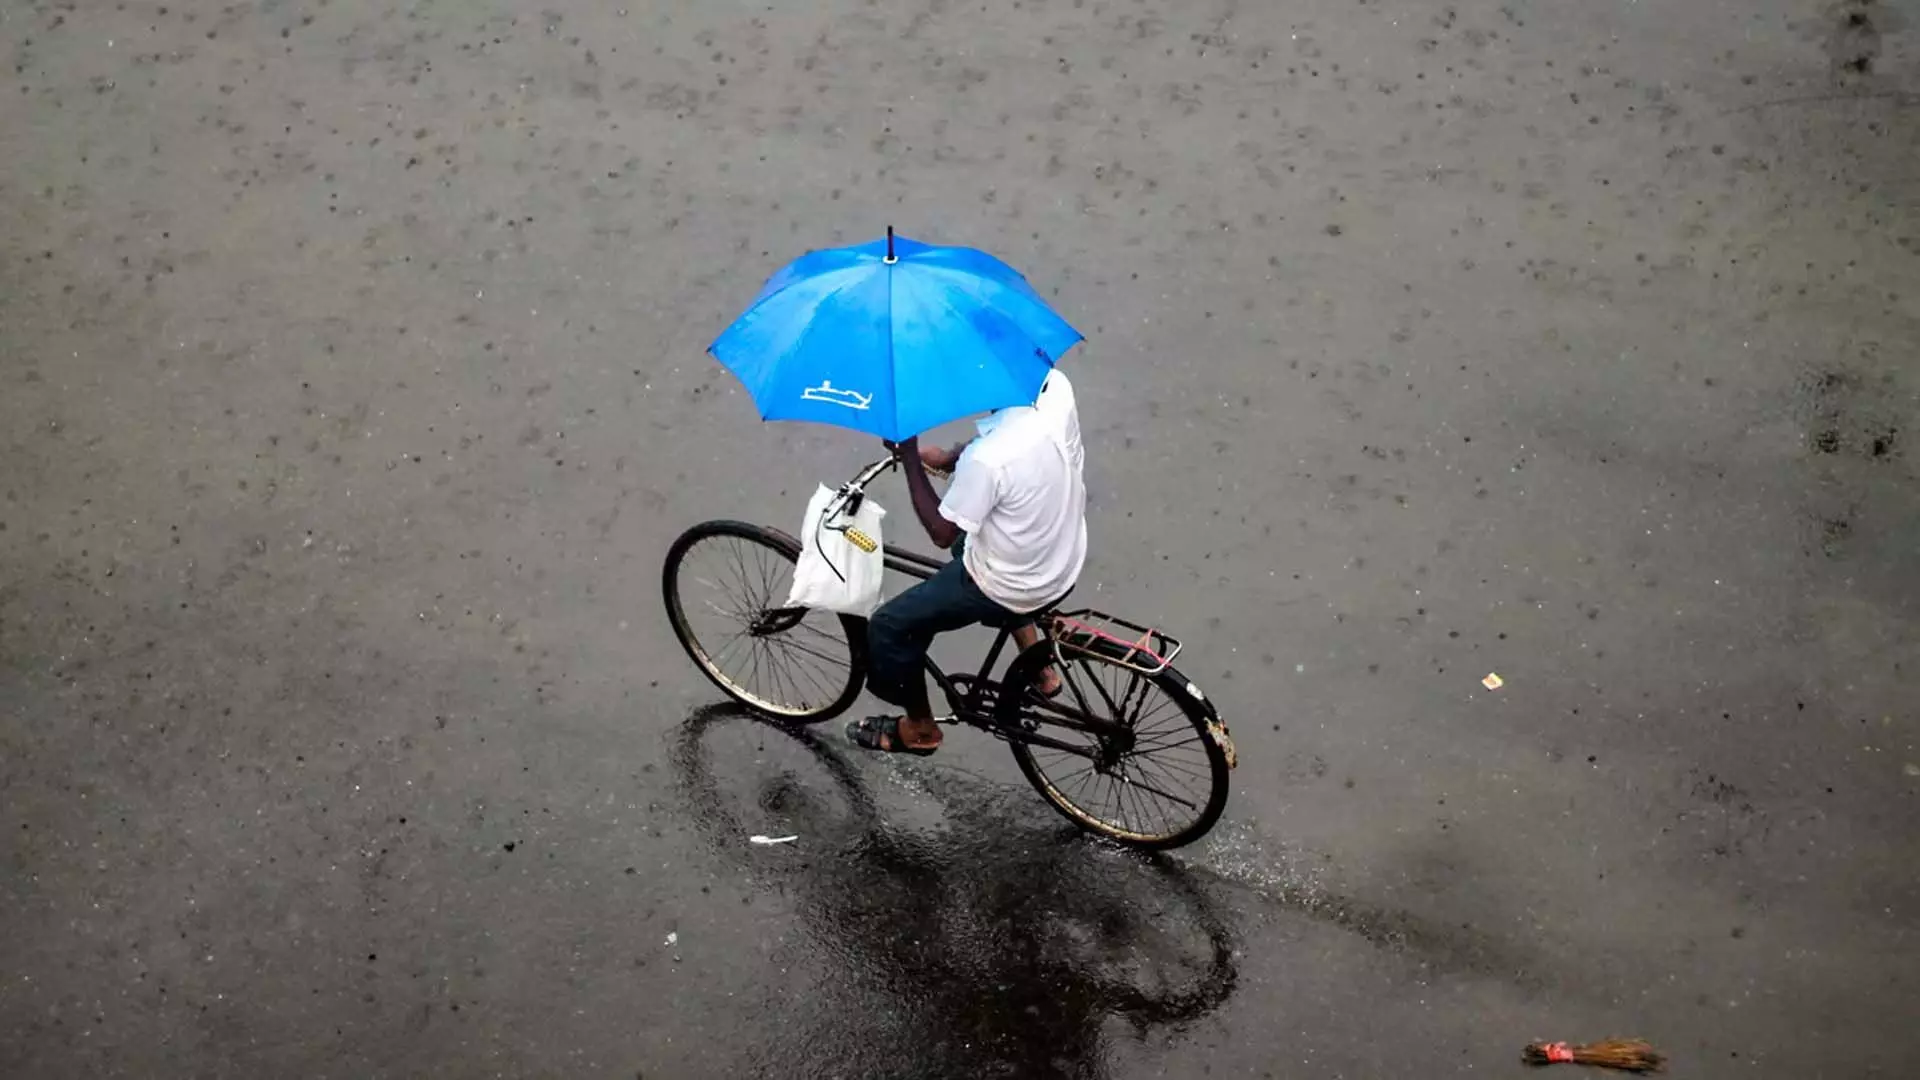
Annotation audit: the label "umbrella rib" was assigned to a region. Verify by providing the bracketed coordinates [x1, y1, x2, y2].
[915, 263, 1081, 360]
[920, 273, 1045, 416]
[725, 264, 869, 331]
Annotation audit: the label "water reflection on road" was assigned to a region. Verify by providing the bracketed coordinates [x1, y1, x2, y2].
[671, 704, 1239, 1079]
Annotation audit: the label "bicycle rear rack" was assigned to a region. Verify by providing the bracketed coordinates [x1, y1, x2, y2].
[1049, 609, 1182, 676]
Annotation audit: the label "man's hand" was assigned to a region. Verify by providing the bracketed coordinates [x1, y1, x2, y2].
[919, 442, 960, 475]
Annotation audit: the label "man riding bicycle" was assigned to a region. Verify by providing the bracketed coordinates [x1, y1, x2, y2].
[848, 369, 1087, 756]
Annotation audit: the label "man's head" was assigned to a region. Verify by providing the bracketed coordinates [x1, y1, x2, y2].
[975, 371, 1063, 437]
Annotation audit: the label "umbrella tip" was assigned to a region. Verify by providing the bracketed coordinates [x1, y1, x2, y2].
[885, 225, 896, 264]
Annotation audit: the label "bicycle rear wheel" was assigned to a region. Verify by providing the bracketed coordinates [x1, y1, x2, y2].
[662, 520, 866, 722]
[1004, 637, 1231, 849]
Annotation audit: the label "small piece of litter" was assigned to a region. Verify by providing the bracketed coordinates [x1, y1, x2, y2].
[750, 834, 799, 845]
[664, 931, 677, 947]
[1482, 673, 1504, 690]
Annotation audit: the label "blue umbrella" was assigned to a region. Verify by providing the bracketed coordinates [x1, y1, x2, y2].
[708, 229, 1082, 441]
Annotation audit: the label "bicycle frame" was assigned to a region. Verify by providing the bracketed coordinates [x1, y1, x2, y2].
[881, 547, 1136, 761]
[836, 457, 1159, 761]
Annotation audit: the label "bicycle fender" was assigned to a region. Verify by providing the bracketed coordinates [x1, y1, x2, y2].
[1171, 675, 1238, 771]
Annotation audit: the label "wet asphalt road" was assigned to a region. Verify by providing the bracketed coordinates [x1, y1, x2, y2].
[3, 1, 1918, 1076]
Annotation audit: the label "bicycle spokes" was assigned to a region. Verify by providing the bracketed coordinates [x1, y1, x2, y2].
[1016, 645, 1224, 845]
[667, 526, 860, 720]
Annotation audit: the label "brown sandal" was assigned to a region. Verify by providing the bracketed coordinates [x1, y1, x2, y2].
[846, 715, 939, 757]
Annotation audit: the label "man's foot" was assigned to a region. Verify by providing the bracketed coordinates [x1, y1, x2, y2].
[1034, 667, 1064, 699]
[846, 715, 941, 756]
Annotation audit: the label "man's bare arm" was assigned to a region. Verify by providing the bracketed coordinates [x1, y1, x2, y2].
[886, 436, 960, 549]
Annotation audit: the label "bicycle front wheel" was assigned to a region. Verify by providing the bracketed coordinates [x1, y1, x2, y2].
[1005, 637, 1231, 849]
[662, 520, 867, 723]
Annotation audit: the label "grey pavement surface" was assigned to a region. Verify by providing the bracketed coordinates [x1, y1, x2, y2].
[4, 1, 1918, 1076]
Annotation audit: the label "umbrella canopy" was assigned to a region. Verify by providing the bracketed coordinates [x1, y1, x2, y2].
[708, 231, 1082, 441]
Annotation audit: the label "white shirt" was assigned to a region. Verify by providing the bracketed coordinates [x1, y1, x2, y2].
[938, 370, 1087, 613]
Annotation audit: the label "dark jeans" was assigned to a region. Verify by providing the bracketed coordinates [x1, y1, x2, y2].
[866, 537, 1028, 718]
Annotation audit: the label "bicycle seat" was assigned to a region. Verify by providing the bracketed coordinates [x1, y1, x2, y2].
[986, 584, 1076, 632]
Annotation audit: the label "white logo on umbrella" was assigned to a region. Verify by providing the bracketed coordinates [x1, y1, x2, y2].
[801, 381, 872, 410]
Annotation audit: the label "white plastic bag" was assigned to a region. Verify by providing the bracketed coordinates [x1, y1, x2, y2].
[784, 484, 887, 617]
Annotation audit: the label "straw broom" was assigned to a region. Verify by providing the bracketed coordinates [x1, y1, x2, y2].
[1522, 1038, 1665, 1073]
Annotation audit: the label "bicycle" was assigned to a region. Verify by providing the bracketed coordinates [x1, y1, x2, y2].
[662, 457, 1238, 849]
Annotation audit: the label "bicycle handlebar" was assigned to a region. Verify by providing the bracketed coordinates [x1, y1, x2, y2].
[819, 456, 898, 524]
[842, 455, 899, 494]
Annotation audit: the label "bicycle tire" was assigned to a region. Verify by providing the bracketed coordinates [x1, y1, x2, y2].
[1002, 636, 1231, 849]
[662, 520, 868, 723]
